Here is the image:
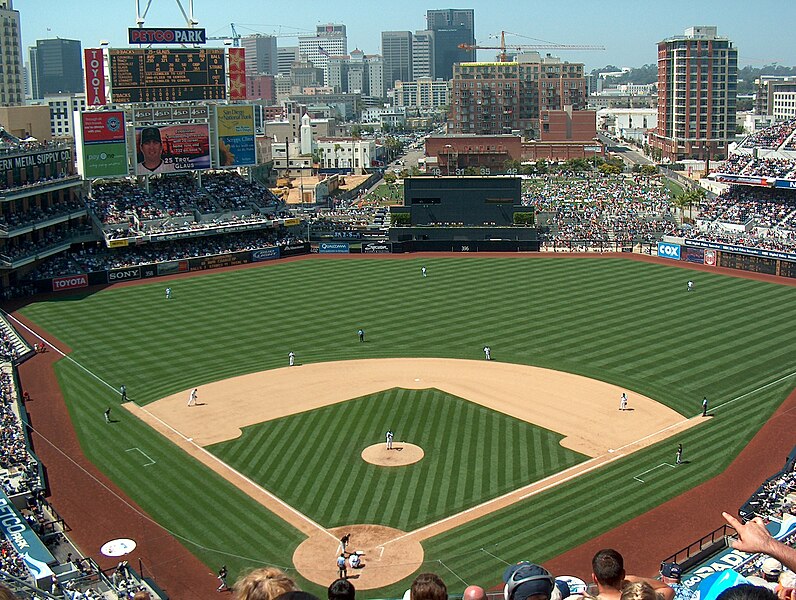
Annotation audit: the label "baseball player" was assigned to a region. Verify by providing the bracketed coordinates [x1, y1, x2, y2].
[687, 280, 694, 292]
[120, 385, 127, 402]
[358, 329, 365, 342]
[619, 393, 628, 411]
[421, 266, 427, 277]
[217, 566, 228, 592]
[165, 287, 171, 299]
[676, 443, 683, 465]
[386, 430, 394, 450]
[483, 346, 491, 360]
[288, 351, 295, 367]
[337, 553, 347, 579]
[104, 407, 111, 423]
[187, 388, 198, 407]
[702, 396, 708, 417]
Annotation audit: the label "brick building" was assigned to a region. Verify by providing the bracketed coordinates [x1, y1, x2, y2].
[425, 134, 522, 173]
[449, 53, 586, 139]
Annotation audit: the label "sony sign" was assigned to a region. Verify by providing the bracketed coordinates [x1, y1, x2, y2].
[108, 267, 141, 282]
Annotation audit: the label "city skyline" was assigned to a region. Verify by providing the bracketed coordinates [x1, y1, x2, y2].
[13, 0, 796, 72]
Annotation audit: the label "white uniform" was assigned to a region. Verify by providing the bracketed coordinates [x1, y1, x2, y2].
[620, 393, 628, 411]
[421, 266, 427, 277]
[288, 352, 295, 366]
[386, 430, 393, 450]
[187, 388, 198, 406]
[165, 287, 171, 299]
[687, 280, 693, 292]
[483, 346, 491, 360]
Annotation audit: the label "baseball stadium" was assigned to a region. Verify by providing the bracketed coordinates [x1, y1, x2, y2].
[1, 28, 796, 600]
[2, 246, 795, 599]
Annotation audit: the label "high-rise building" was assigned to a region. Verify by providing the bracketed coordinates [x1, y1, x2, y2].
[241, 35, 278, 76]
[298, 23, 347, 85]
[277, 46, 300, 76]
[394, 77, 449, 112]
[0, 0, 23, 105]
[450, 53, 586, 138]
[650, 26, 737, 162]
[426, 8, 475, 81]
[29, 38, 83, 99]
[365, 55, 385, 99]
[381, 31, 413, 92]
[412, 30, 435, 80]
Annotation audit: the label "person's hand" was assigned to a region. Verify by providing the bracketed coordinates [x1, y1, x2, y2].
[722, 511, 777, 554]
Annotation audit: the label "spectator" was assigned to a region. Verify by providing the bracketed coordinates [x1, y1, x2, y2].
[722, 512, 796, 573]
[233, 567, 299, 600]
[660, 563, 695, 600]
[715, 585, 777, 600]
[621, 582, 661, 600]
[410, 573, 448, 600]
[328, 579, 355, 600]
[0, 584, 20, 600]
[503, 562, 555, 600]
[590, 549, 673, 600]
[464, 586, 487, 600]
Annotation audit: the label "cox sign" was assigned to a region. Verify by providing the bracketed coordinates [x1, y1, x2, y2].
[657, 242, 681, 260]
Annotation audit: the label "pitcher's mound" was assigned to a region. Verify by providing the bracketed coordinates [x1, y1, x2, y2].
[293, 524, 423, 589]
[361, 443, 424, 466]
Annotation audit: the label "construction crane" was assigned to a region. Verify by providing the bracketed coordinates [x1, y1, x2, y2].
[459, 30, 604, 62]
[206, 23, 312, 47]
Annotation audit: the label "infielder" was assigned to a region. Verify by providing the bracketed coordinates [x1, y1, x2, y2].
[288, 351, 295, 366]
[676, 443, 683, 465]
[702, 396, 708, 417]
[483, 346, 491, 360]
[619, 393, 628, 411]
[187, 388, 198, 407]
[386, 430, 394, 450]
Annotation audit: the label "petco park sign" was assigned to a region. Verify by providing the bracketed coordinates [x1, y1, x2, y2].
[128, 28, 206, 44]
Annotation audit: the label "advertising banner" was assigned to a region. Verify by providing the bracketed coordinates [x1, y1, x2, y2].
[135, 124, 211, 176]
[81, 111, 127, 179]
[685, 247, 705, 264]
[84, 49, 106, 106]
[188, 251, 250, 271]
[319, 242, 350, 254]
[657, 242, 681, 260]
[52, 274, 88, 292]
[774, 180, 796, 189]
[362, 242, 392, 254]
[107, 266, 142, 282]
[0, 149, 72, 181]
[227, 47, 247, 101]
[157, 260, 189, 275]
[686, 238, 796, 262]
[251, 247, 280, 262]
[705, 249, 717, 266]
[0, 494, 55, 580]
[281, 243, 311, 257]
[215, 105, 256, 167]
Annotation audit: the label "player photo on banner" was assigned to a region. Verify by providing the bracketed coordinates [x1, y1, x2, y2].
[135, 124, 211, 175]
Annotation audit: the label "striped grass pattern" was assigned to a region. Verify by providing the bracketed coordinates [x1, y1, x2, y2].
[19, 257, 796, 597]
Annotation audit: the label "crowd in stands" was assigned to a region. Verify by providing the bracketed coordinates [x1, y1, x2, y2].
[2, 223, 93, 262]
[0, 370, 37, 495]
[148, 175, 206, 217]
[24, 229, 305, 280]
[202, 171, 276, 211]
[741, 119, 796, 150]
[521, 176, 679, 244]
[714, 155, 796, 179]
[0, 171, 79, 193]
[89, 181, 159, 225]
[0, 197, 85, 232]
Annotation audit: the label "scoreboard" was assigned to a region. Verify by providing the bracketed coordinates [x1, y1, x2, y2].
[109, 48, 226, 103]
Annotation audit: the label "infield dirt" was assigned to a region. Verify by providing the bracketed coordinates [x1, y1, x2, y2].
[126, 358, 703, 589]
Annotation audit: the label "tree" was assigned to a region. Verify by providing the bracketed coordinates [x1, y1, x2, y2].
[351, 124, 362, 139]
[535, 159, 549, 174]
[384, 172, 397, 184]
[504, 159, 521, 173]
[599, 162, 622, 175]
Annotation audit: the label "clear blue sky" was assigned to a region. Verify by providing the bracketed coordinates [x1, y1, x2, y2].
[14, 0, 795, 71]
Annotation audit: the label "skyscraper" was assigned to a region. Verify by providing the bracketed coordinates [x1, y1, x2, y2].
[30, 38, 83, 98]
[298, 23, 347, 86]
[650, 26, 737, 162]
[426, 8, 475, 81]
[241, 35, 278, 76]
[0, 0, 23, 105]
[412, 30, 435, 80]
[381, 31, 413, 91]
[277, 46, 300, 77]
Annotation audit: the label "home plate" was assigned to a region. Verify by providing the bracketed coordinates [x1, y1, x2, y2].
[414, 378, 420, 382]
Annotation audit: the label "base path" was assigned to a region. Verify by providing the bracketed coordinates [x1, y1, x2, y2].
[127, 358, 703, 588]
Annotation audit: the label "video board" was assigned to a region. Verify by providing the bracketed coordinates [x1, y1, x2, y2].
[109, 48, 225, 103]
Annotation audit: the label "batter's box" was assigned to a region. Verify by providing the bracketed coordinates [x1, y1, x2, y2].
[633, 462, 675, 483]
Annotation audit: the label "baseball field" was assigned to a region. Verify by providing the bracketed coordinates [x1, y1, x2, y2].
[13, 254, 796, 600]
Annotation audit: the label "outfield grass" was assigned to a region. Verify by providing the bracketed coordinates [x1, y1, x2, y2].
[19, 257, 796, 597]
[209, 388, 587, 530]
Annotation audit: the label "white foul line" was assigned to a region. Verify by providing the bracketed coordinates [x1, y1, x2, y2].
[633, 462, 675, 483]
[136, 404, 334, 539]
[126, 447, 156, 467]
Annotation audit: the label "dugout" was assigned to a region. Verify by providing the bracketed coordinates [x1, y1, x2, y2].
[388, 176, 537, 244]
